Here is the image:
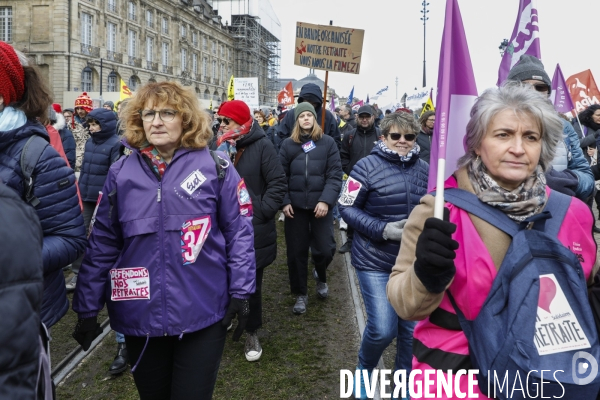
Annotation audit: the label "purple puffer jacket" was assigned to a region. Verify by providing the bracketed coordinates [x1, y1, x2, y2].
[72, 146, 256, 337]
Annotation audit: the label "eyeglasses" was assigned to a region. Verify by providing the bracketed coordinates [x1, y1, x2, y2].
[427, 118, 435, 123]
[217, 117, 231, 125]
[389, 133, 416, 141]
[139, 109, 178, 122]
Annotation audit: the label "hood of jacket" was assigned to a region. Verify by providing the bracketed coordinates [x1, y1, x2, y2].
[235, 120, 266, 149]
[0, 119, 49, 151]
[298, 83, 323, 110]
[87, 108, 118, 143]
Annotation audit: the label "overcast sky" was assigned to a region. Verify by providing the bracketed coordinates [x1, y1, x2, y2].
[269, 0, 600, 101]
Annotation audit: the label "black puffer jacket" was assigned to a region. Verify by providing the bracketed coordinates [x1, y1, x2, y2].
[235, 121, 287, 269]
[279, 134, 342, 210]
[340, 124, 380, 174]
[416, 129, 432, 165]
[0, 182, 44, 399]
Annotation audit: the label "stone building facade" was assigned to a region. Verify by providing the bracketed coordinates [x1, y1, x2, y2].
[0, 0, 235, 107]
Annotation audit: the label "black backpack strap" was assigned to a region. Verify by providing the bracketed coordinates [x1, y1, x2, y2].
[209, 150, 226, 180]
[348, 132, 355, 147]
[20, 136, 48, 207]
[542, 190, 572, 237]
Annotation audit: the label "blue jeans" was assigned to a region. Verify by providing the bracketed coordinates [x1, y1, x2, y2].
[115, 331, 125, 344]
[355, 269, 416, 373]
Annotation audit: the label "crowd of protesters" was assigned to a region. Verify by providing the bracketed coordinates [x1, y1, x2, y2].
[2, 36, 600, 399]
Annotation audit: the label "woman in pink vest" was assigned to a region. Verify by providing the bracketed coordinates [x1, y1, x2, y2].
[387, 83, 599, 399]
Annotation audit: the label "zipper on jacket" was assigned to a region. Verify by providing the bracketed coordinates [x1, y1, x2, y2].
[402, 165, 411, 212]
[157, 180, 168, 336]
[305, 152, 309, 209]
[157, 187, 161, 202]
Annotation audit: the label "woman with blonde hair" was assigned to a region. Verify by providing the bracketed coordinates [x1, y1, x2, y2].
[279, 102, 342, 314]
[72, 81, 256, 399]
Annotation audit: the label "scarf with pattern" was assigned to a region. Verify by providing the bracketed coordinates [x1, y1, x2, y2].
[377, 140, 421, 163]
[215, 117, 254, 161]
[140, 142, 168, 177]
[467, 157, 547, 222]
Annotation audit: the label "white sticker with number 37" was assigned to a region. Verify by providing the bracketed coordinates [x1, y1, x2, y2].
[180, 216, 211, 265]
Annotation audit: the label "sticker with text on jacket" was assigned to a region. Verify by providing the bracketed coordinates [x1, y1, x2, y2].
[338, 176, 362, 206]
[237, 179, 253, 217]
[110, 267, 150, 301]
[181, 216, 212, 265]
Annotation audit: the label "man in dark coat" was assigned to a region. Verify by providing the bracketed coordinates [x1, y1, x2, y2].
[338, 105, 381, 253]
[0, 182, 45, 399]
[276, 83, 341, 150]
[417, 110, 435, 165]
[218, 100, 287, 362]
[338, 104, 357, 138]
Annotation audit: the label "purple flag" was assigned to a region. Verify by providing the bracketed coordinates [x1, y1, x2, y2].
[329, 95, 336, 114]
[551, 63, 575, 114]
[428, 0, 478, 194]
[497, 0, 541, 86]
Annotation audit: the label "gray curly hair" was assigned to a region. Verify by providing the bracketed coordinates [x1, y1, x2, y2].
[380, 111, 420, 138]
[457, 82, 563, 171]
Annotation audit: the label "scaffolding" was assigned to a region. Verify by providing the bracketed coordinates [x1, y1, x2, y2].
[213, 0, 281, 105]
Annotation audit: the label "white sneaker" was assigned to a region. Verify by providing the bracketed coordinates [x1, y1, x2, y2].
[339, 219, 348, 231]
[244, 333, 263, 362]
[278, 212, 285, 222]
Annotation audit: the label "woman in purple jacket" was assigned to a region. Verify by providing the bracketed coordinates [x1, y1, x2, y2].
[72, 82, 256, 400]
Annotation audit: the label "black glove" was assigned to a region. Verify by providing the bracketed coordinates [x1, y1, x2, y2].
[544, 168, 578, 198]
[222, 297, 250, 342]
[413, 208, 459, 294]
[72, 317, 102, 351]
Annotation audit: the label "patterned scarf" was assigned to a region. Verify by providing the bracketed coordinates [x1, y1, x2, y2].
[377, 140, 421, 163]
[467, 157, 547, 222]
[140, 142, 168, 177]
[215, 117, 254, 161]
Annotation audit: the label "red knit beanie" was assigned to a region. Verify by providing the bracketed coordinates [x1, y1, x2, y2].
[52, 103, 62, 114]
[218, 100, 251, 125]
[75, 92, 93, 112]
[0, 41, 25, 106]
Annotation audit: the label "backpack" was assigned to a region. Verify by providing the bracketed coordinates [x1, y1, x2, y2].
[442, 188, 600, 399]
[20, 136, 48, 207]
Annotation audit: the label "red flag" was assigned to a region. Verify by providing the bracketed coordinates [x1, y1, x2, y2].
[278, 82, 294, 106]
[566, 69, 600, 113]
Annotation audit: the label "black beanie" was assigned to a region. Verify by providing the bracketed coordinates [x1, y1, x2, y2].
[506, 55, 552, 94]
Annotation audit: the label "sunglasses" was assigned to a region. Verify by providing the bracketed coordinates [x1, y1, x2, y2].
[531, 83, 550, 93]
[217, 117, 231, 125]
[389, 133, 416, 141]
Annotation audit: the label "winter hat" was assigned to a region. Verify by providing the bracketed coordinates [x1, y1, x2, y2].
[506, 55, 552, 94]
[0, 41, 25, 106]
[74, 92, 93, 112]
[103, 100, 115, 110]
[63, 108, 74, 114]
[294, 102, 317, 121]
[52, 103, 63, 114]
[218, 100, 251, 125]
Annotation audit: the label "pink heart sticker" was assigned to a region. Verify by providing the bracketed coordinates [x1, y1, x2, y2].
[348, 180, 360, 193]
[538, 276, 557, 313]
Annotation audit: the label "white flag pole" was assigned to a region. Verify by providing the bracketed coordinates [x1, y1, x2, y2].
[433, 159, 446, 219]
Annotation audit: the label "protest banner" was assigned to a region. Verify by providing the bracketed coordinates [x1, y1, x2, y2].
[233, 77, 259, 111]
[566, 69, 600, 113]
[294, 22, 365, 75]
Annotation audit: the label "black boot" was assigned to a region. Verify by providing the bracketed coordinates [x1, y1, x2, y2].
[108, 343, 128, 375]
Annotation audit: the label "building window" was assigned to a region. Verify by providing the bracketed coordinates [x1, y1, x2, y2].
[202, 36, 207, 50]
[81, 67, 92, 92]
[211, 41, 216, 54]
[212, 60, 216, 78]
[107, 71, 117, 92]
[220, 63, 224, 82]
[162, 42, 169, 66]
[180, 24, 186, 38]
[107, 0, 117, 12]
[107, 22, 117, 52]
[181, 48, 187, 71]
[128, 29, 136, 57]
[162, 17, 168, 34]
[81, 12, 93, 46]
[146, 10, 153, 28]
[192, 54, 198, 75]
[146, 37, 153, 62]
[0, 7, 12, 42]
[202, 57, 207, 78]
[128, 1, 136, 21]
[192, 32, 197, 47]
[128, 76, 138, 91]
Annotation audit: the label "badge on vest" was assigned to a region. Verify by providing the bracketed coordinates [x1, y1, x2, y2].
[534, 273, 591, 355]
[110, 267, 150, 301]
[302, 140, 316, 153]
[181, 216, 211, 265]
[338, 177, 362, 206]
[180, 169, 207, 196]
[237, 179, 253, 217]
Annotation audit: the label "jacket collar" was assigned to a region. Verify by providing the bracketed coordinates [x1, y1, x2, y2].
[0, 119, 49, 150]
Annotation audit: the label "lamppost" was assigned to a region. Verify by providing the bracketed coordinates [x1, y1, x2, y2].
[499, 39, 509, 57]
[420, 1, 429, 88]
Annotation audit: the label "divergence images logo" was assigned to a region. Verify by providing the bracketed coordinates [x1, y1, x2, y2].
[572, 351, 598, 385]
